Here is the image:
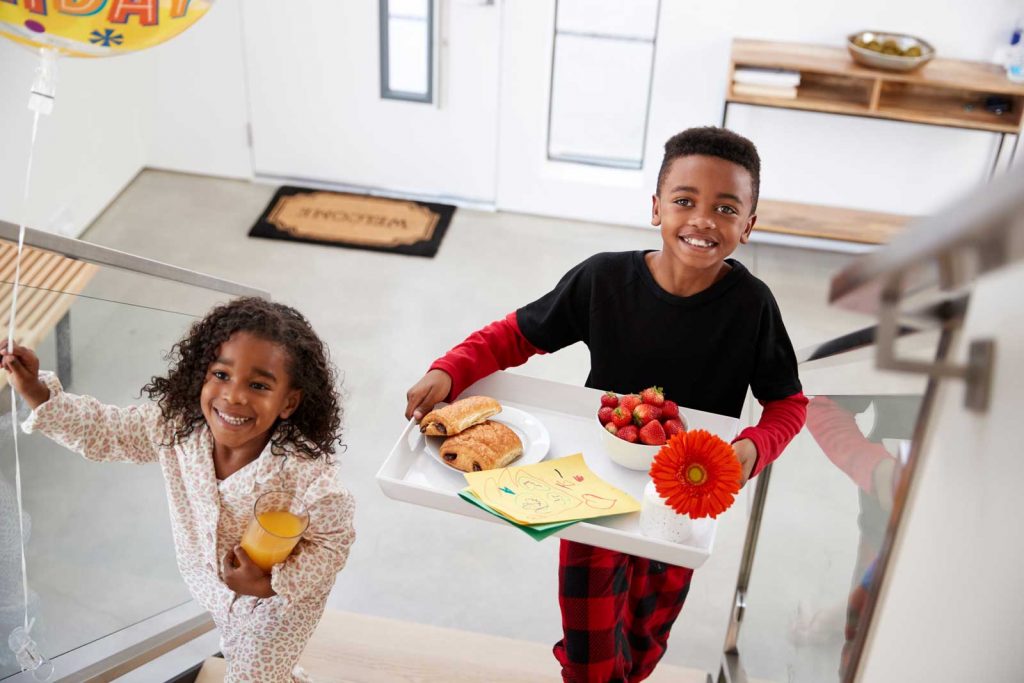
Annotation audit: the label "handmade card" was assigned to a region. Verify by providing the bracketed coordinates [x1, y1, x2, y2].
[457, 490, 579, 540]
[462, 453, 640, 526]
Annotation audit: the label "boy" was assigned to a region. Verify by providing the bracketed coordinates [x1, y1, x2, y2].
[405, 127, 807, 682]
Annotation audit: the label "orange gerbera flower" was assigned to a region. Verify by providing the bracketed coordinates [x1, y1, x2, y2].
[648, 429, 742, 519]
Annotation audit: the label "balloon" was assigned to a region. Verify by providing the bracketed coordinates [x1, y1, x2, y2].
[0, 0, 214, 57]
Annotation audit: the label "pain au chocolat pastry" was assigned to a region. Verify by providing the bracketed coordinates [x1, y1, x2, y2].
[420, 396, 501, 436]
[439, 421, 524, 472]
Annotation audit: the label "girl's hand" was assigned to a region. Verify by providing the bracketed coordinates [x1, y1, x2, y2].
[222, 546, 276, 598]
[0, 341, 50, 409]
[405, 369, 452, 421]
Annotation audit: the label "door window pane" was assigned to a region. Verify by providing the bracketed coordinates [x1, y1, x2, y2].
[548, 0, 660, 169]
[380, 0, 433, 103]
[556, 0, 658, 41]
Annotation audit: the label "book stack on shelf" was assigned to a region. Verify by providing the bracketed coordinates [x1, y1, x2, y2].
[731, 66, 801, 99]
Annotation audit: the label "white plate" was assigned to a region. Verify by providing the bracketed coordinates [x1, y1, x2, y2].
[422, 404, 551, 472]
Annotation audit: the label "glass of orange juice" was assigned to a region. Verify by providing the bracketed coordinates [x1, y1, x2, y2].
[240, 491, 310, 572]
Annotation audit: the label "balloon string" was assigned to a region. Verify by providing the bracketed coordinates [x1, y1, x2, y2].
[10, 107, 42, 634]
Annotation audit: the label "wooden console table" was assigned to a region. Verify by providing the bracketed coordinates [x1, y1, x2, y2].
[722, 39, 1024, 246]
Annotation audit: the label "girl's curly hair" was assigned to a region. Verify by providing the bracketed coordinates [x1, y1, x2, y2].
[142, 297, 343, 460]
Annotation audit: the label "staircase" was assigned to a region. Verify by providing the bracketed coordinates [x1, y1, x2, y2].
[195, 609, 709, 682]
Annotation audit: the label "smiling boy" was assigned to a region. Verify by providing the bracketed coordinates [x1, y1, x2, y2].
[406, 127, 808, 682]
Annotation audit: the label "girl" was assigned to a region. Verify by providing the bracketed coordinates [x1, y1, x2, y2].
[2, 297, 355, 682]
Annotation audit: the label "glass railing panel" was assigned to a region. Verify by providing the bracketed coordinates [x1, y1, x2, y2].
[0, 259, 252, 679]
[0, 236, 241, 319]
[734, 348, 933, 683]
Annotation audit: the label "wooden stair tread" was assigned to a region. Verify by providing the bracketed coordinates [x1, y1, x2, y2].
[195, 657, 226, 683]
[755, 199, 911, 245]
[196, 609, 709, 682]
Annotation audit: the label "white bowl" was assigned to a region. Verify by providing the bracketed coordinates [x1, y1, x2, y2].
[597, 418, 662, 471]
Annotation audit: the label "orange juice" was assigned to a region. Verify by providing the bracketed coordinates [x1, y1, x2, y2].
[240, 510, 307, 572]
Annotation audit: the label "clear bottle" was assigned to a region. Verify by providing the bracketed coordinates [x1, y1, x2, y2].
[1006, 24, 1024, 83]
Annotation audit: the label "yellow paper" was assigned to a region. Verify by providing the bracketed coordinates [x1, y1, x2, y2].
[463, 453, 640, 525]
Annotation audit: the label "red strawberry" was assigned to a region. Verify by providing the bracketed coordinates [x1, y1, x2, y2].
[620, 394, 641, 413]
[616, 425, 639, 443]
[640, 386, 665, 406]
[661, 400, 679, 419]
[610, 407, 632, 428]
[598, 406, 615, 424]
[662, 418, 686, 438]
[632, 404, 661, 426]
[605, 422, 618, 435]
[600, 391, 619, 408]
[639, 419, 666, 445]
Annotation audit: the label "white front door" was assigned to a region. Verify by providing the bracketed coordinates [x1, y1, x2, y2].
[496, 0, 730, 228]
[241, 0, 501, 203]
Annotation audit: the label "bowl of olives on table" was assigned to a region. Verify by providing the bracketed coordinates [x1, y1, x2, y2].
[847, 31, 935, 71]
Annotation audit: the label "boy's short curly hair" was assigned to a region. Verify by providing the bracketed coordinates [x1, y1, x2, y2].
[656, 127, 761, 212]
[142, 297, 343, 460]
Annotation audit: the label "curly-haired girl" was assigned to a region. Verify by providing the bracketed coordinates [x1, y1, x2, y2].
[2, 297, 355, 683]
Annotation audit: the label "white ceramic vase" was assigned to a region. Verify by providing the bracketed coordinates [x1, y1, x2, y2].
[639, 480, 694, 543]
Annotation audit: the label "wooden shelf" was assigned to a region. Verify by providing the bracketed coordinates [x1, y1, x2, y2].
[728, 38, 1024, 133]
[729, 72, 874, 117]
[732, 39, 1024, 96]
[877, 81, 1020, 132]
[755, 199, 912, 245]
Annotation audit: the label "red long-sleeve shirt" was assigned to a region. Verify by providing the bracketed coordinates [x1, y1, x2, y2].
[430, 312, 806, 478]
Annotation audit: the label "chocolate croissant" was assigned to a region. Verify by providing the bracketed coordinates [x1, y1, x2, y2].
[420, 396, 501, 436]
[439, 421, 524, 472]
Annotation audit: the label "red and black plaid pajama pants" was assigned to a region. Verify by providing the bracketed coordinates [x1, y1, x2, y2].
[552, 539, 694, 683]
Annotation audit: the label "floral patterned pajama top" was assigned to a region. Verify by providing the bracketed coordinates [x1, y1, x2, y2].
[23, 373, 356, 682]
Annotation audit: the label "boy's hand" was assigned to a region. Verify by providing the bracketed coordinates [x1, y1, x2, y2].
[732, 438, 758, 487]
[405, 369, 452, 421]
[0, 341, 50, 409]
[222, 546, 276, 598]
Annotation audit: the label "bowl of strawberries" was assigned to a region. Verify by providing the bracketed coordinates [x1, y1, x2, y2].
[596, 386, 688, 470]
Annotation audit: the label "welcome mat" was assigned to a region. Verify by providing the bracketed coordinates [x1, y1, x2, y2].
[249, 186, 456, 258]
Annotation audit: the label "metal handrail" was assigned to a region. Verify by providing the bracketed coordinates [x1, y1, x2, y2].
[0, 220, 267, 299]
[796, 324, 915, 365]
[795, 294, 968, 367]
[829, 161, 1024, 314]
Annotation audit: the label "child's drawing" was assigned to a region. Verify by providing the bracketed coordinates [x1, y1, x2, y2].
[466, 454, 640, 525]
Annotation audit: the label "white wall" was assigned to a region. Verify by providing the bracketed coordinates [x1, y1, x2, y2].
[0, 0, 250, 239]
[0, 44, 154, 237]
[148, 0, 251, 180]
[857, 260, 1024, 682]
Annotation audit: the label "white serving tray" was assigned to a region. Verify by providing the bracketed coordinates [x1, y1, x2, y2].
[376, 371, 739, 568]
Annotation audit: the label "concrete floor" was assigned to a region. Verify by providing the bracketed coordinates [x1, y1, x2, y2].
[0, 169, 926, 681]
